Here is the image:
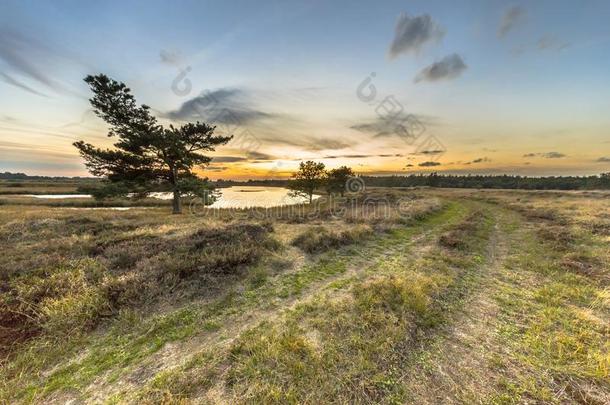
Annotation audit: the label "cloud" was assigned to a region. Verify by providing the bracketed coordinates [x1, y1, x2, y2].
[410, 149, 444, 156]
[536, 35, 570, 51]
[542, 152, 566, 159]
[245, 151, 274, 161]
[164, 88, 273, 124]
[471, 158, 487, 163]
[414, 53, 467, 83]
[0, 72, 47, 97]
[350, 114, 431, 138]
[418, 161, 441, 167]
[159, 49, 182, 65]
[388, 13, 444, 58]
[206, 165, 228, 172]
[303, 138, 352, 151]
[211, 156, 247, 163]
[323, 153, 404, 159]
[523, 152, 566, 159]
[0, 29, 67, 93]
[596, 157, 610, 162]
[498, 6, 526, 38]
[469, 157, 491, 164]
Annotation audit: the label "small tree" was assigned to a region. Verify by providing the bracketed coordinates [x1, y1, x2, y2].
[73, 74, 231, 213]
[326, 166, 355, 196]
[289, 161, 326, 203]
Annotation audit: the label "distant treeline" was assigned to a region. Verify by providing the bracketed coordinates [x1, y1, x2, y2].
[215, 179, 290, 188]
[358, 173, 610, 190]
[4, 171, 610, 190]
[0, 172, 94, 181]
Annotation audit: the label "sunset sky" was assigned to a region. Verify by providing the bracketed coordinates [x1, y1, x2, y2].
[1, 0, 609, 179]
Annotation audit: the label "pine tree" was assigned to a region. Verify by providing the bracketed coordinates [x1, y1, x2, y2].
[74, 74, 231, 213]
[289, 161, 326, 203]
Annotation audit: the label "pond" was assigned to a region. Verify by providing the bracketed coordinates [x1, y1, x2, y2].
[209, 186, 319, 208]
[17, 187, 319, 209]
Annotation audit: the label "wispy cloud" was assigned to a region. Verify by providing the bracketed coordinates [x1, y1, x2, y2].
[419, 161, 441, 167]
[410, 149, 444, 156]
[523, 152, 566, 159]
[211, 156, 247, 163]
[0, 72, 47, 97]
[0, 29, 68, 94]
[245, 151, 275, 161]
[414, 53, 467, 83]
[536, 35, 570, 51]
[323, 153, 403, 159]
[388, 13, 444, 58]
[206, 165, 228, 172]
[465, 157, 492, 165]
[350, 115, 432, 138]
[498, 6, 526, 38]
[164, 88, 274, 124]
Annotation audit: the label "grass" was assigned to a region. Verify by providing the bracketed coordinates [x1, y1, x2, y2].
[1, 188, 608, 403]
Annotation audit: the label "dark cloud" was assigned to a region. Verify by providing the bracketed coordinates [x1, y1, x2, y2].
[379, 153, 404, 157]
[523, 152, 566, 159]
[159, 49, 182, 65]
[498, 6, 526, 38]
[471, 157, 491, 163]
[211, 151, 276, 163]
[410, 149, 444, 156]
[542, 152, 566, 159]
[537, 35, 570, 51]
[323, 153, 403, 159]
[596, 157, 610, 162]
[164, 88, 273, 124]
[245, 151, 274, 161]
[464, 157, 491, 165]
[388, 13, 444, 58]
[211, 156, 247, 163]
[350, 114, 431, 138]
[0, 29, 69, 93]
[414, 54, 467, 83]
[418, 161, 441, 167]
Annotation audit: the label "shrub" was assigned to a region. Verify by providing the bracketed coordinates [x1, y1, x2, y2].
[438, 212, 482, 250]
[173, 223, 280, 277]
[291, 225, 372, 253]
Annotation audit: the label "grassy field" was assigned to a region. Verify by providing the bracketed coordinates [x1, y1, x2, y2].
[0, 188, 608, 404]
[0, 179, 94, 195]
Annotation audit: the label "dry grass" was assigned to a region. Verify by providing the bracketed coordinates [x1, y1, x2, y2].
[1, 188, 609, 403]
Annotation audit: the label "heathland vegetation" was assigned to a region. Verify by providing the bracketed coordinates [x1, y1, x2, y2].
[1, 187, 608, 403]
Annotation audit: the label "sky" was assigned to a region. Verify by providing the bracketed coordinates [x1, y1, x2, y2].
[0, 0, 609, 179]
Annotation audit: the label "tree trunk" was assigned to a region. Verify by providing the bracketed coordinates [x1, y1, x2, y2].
[309, 192, 313, 204]
[172, 188, 181, 214]
[171, 167, 181, 214]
